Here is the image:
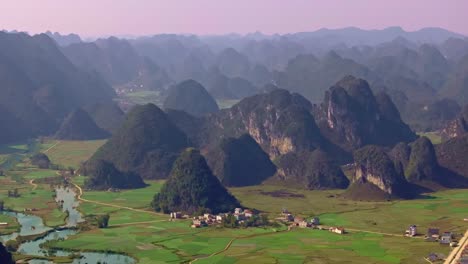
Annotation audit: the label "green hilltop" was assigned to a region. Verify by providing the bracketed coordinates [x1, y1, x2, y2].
[152, 148, 240, 214]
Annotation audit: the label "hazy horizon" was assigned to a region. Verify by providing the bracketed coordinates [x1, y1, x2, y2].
[1, 0, 467, 38]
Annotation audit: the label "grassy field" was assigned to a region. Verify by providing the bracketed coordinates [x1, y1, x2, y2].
[0, 143, 29, 153]
[0, 214, 20, 235]
[417, 132, 443, 145]
[23, 169, 57, 179]
[82, 181, 164, 209]
[0, 158, 67, 228]
[194, 229, 447, 264]
[0, 180, 67, 228]
[45, 179, 467, 264]
[0, 143, 27, 164]
[42, 139, 106, 169]
[216, 99, 240, 109]
[121, 91, 164, 107]
[230, 186, 468, 234]
[1, 138, 466, 263]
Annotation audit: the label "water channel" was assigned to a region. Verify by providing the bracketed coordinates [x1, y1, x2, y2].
[0, 186, 136, 264]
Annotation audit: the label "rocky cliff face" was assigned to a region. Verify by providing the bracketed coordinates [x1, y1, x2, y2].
[441, 105, 468, 140]
[313, 76, 416, 151]
[166, 88, 350, 189]
[205, 89, 334, 159]
[354, 165, 394, 194]
[441, 118, 467, 139]
[345, 145, 413, 200]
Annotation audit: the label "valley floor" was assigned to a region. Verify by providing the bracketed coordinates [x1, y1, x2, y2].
[0, 139, 467, 264]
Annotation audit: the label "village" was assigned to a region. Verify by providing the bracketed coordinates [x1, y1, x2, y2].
[168, 208, 346, 235]
[405, 225, 459, 247]
[166, 208, 468, 263]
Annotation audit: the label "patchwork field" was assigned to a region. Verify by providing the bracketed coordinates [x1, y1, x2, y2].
[0, 140, 466, 263]
[0, 165, 67, 228]
[231, 186, 468, 234]
[46, 179, 467, 264]
[42, 139, 106, 168]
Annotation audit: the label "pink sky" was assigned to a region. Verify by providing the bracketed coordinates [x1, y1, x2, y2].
[1, 0, 467, 37]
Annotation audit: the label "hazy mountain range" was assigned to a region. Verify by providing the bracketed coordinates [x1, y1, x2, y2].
[1, 26, 468, 201]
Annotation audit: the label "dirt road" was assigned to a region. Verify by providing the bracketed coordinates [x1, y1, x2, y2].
[71, 181, 165, 216]
[444, 229, 468, 264]
[43, 141, 60, 153]
[29, 179, 38, 191]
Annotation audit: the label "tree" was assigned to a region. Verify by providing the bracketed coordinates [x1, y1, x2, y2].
[260, 214, 269, 226]
[4, 240, 18, 253]
[83, 159, 145, 190]
[152, 148, 240, 214]
[30, 153, 51, 169]
[7, 189, 19, 198]
[97, 214, 110, 228]
[222, 214, 238, 228]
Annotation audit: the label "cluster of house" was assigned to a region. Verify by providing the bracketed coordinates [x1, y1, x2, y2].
[170, 208, 257, 228]
[426, 228, 456, 246]
[406, 225, 457, 246]
[279, 210, 345, 234]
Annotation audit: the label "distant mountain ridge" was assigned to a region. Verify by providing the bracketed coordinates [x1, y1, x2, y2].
[62, 37, 172, 90]
[288, 26, 465, 46]
[45, 31, 82, 46]
[0, 31, 115, 141]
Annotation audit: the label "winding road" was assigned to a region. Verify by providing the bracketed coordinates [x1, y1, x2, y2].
[29, 179, 38, 191]
[345, 227, 421, 238]
[109, 219, 167, 227]
[71, 181, 165, 217]
[189, 238, 237, 263]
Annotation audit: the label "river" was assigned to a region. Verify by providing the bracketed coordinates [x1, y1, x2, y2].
[0, 186, 136, 264]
